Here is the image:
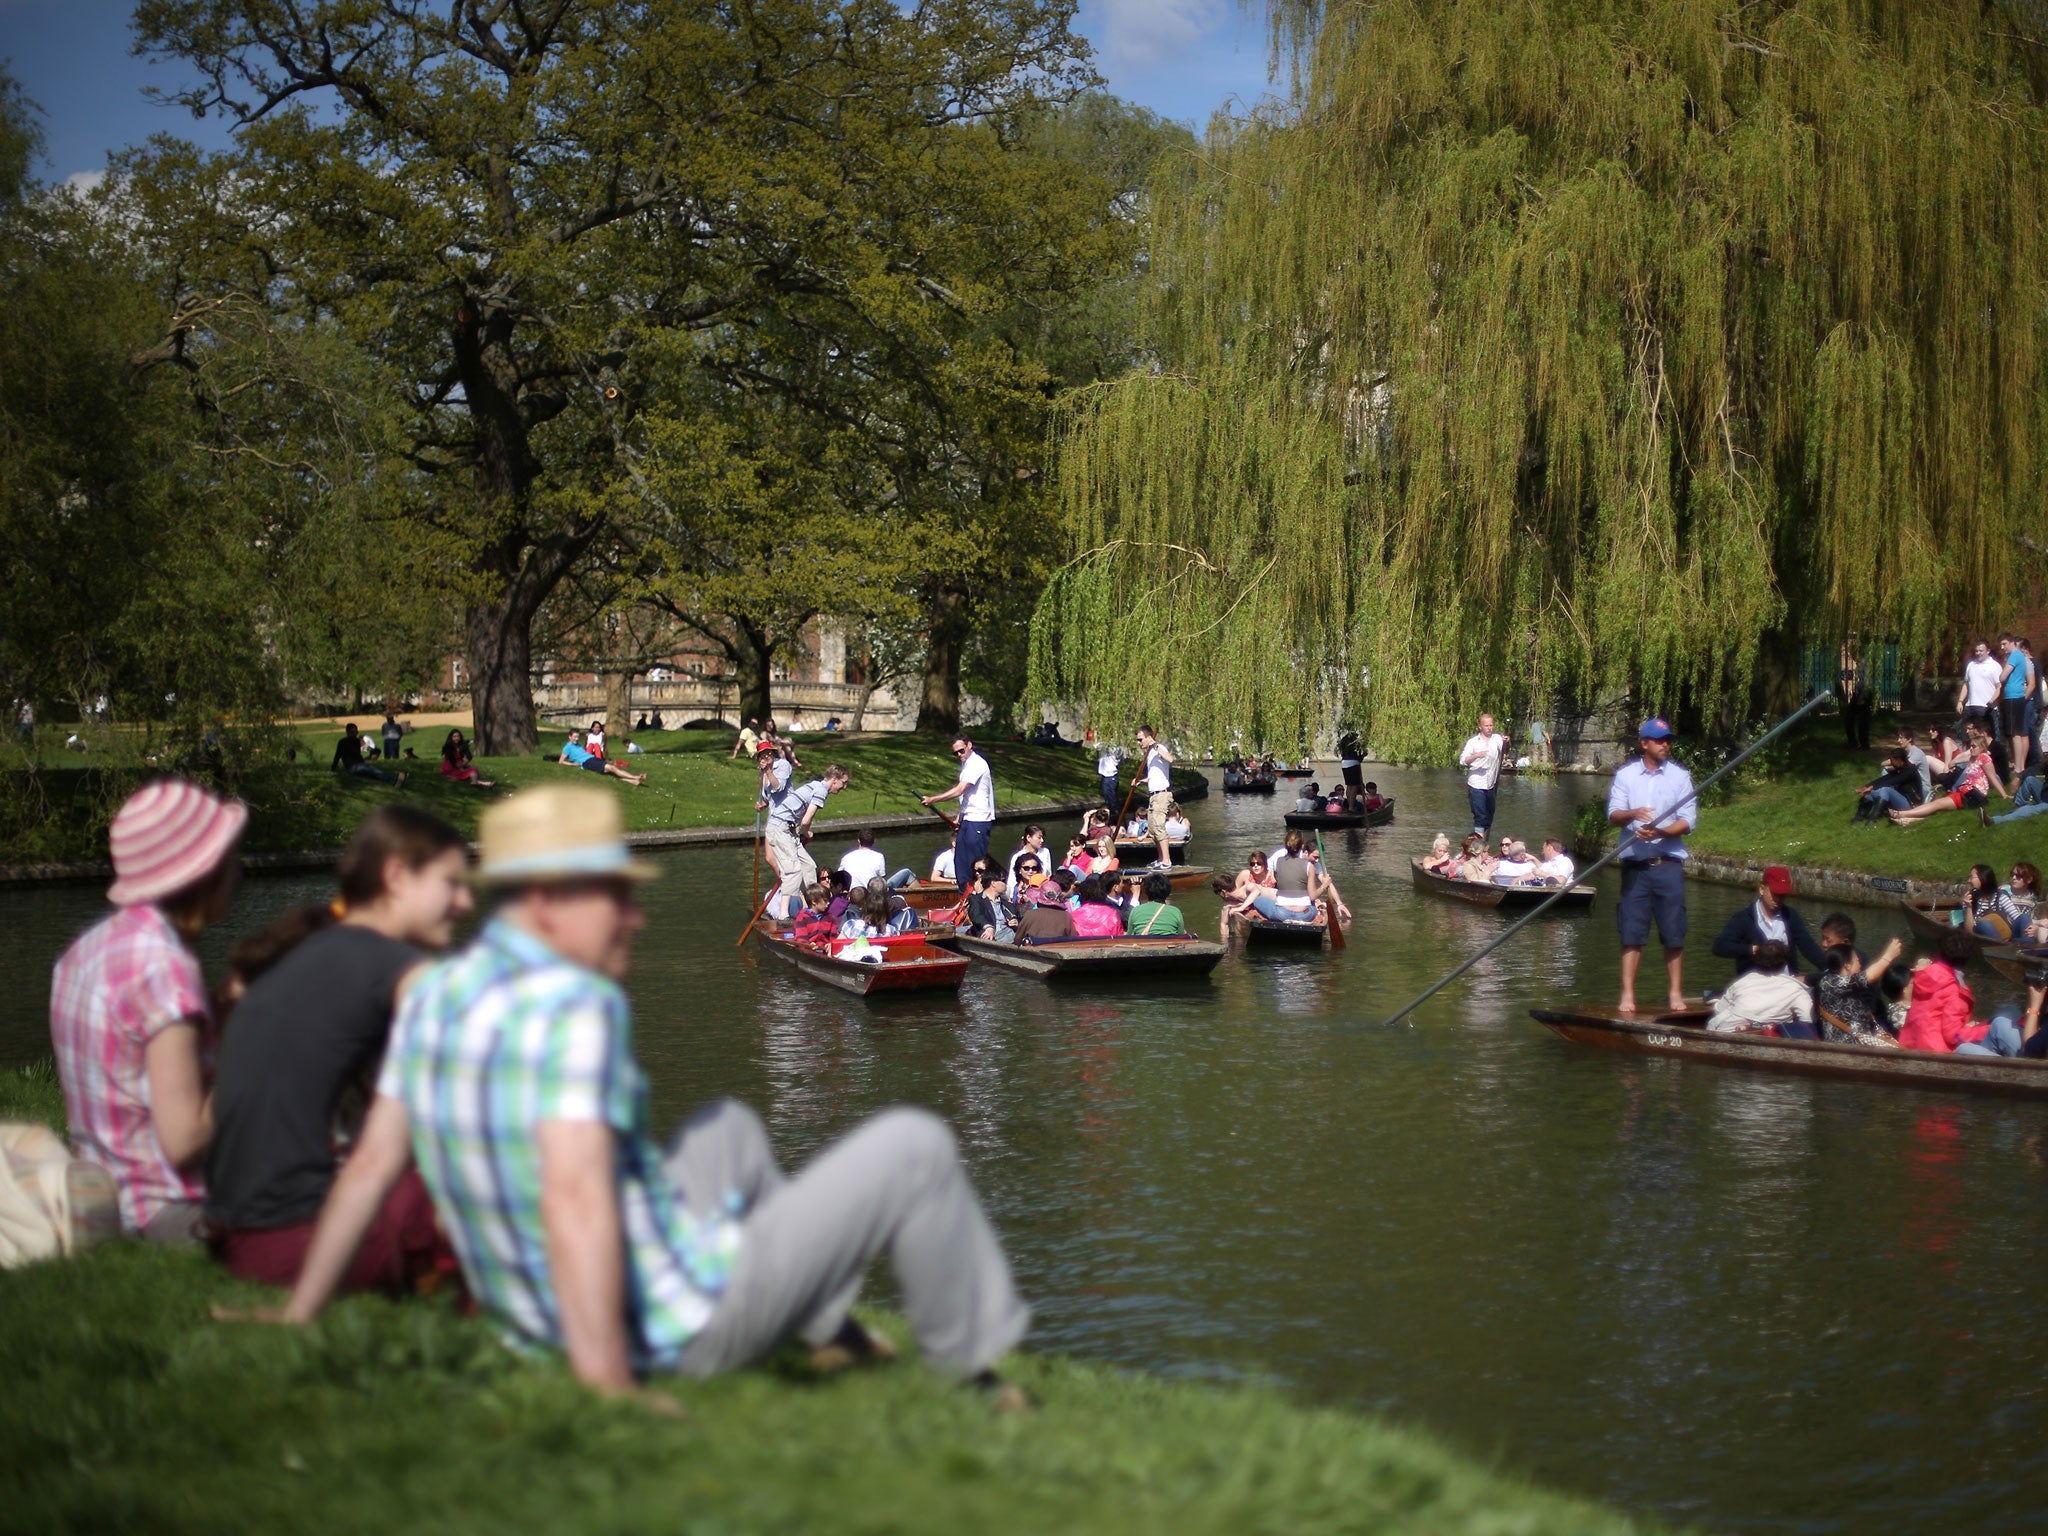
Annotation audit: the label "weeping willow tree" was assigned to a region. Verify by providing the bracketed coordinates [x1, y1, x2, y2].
[1031, 0, 2048, 758]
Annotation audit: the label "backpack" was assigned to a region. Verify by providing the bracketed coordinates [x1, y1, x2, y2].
[0, 1124, 122, 1268]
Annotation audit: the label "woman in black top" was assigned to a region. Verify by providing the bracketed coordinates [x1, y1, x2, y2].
[206, 806, 470, 1293]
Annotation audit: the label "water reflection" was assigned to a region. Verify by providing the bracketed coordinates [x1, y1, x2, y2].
[3, 765, 2045, 1533]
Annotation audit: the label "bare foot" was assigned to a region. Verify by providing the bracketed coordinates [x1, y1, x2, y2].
[1667, 995, 1687, 1013]
[1617, 996, 1637, 1014]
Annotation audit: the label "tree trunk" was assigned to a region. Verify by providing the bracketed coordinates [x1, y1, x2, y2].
[606, 670, 632, 752]
[849, 677, 876, 732]
[916, 583, 969, 733]
[735, 622, 775, 728]
[466, 594, 541, 758]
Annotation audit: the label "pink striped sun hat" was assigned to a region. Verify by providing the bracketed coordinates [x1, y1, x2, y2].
[105, 779, 249, 907]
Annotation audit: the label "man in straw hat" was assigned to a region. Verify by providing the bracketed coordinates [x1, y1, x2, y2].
[259, 783, 1030, 1406]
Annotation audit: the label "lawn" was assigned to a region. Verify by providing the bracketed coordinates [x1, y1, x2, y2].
[0, 1061, 1650, 1536]
[3, 728, 1171, 866]
[1685, 717, 2048, 885]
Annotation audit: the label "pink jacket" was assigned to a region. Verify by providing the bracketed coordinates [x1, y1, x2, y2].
[1898, 961, 1988, 1052]
[1070, 903, 1125, 939]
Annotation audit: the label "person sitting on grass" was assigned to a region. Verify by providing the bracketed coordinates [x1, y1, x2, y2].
[439, 729, 495, 788]
[1068, 874, 1126, 938]
[1890, 723, 2005, 825]
[1705, 942, 1815, 1036]
[1813, 945, 1901, 1049]
[332, 722, 402, 787]
[50, 779, 246, 1243]
[242, 784, 1032, 1409]
[205, 807, 471, 1293]
[556, 730, 647, 787]
[1124, 872, 1186, 936]
[1852, 749, 1923, 821]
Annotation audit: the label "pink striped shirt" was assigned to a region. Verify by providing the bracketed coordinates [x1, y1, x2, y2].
[49, 905, 210, 1231]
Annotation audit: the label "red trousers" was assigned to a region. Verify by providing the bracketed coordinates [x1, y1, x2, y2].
[214, 1168, 460, 1296]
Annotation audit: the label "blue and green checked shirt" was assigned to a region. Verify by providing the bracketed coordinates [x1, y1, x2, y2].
[377, 918, 741, 1370]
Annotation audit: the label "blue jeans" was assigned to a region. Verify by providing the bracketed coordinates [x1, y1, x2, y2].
[348, 761, 400, 786]
[1863, 787, 1910, 813]
[1251, 895, 1318, 924]
[1956, 1011, 2026, 1057]
[1100, 774, 1121, 812]
[886, 868, 915, 890]
[952, 819, 992, 893]
[1468, 785, 1496, 833]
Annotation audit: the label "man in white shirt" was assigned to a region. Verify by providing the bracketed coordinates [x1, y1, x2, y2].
[839, 830, 912, 890]
[929, 845, 956, 883]
[921, 736, 996, 892]
[1533, 839, 1576, 887]
[1958, 640, 2002, 743]
[1136, 725, 1174, 868]
[1607, 718, 1695, 1014]
[1094, 742, 1123, 817]
[1458, 714, 1508, 838]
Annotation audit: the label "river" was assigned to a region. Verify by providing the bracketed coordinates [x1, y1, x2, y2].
[4, 765, 2044, 1534]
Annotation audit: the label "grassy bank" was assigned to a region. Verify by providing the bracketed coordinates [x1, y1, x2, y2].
[3, 729, 1169, 866]
[0, 1067, 1647, 1536]
[1685, 719, 2048, 884]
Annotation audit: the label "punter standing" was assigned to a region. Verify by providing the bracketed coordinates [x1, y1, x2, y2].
[1136, 725, 1174, 869]
[922, 735, 995, 893]
[769, 763, 849, 917]
[1608, 717, 1694, 1015]
[1094, 738, 1123, 816]
[1458, 714, 1508, 838]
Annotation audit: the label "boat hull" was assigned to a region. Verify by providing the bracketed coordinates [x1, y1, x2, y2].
[936, 932, 1226, 980]
[1285, 811, 1364, 830]
[1229, 912, 1328, 947]
[756, 932, 969, 996]
[1531, 1004, 2048, 1098]
[1410, 859, 1595, 911]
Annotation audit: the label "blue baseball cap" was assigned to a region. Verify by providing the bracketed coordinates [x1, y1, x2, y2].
[1637, 718, 1674, 740]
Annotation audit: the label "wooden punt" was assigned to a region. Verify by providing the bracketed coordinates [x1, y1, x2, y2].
[756, 930, 970, 997]
[899, 879, 968, 912]
[1228, 911, 1329, 947]
[1363, 799, 1395, 828]
[1222, 772, 1277, 794]
[1530, 1003, 2048, 1099]
[1897, 898, 2037, 973]
[1410, 858, 1596, 911]
[1286, 808, 1362, 830]
[935, 932, 1227, 981]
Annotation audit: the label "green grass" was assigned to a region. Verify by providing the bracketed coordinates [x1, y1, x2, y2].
[1687, 718, 2048, 884]
[0, 1068, 1649, 1536]
[3, 729, 1163, 865]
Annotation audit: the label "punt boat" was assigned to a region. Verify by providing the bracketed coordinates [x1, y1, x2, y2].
[1410, 858, 1596, 911]
[755, 930, 970, 997]
[1222, 768, 1278, 794]
[1283, 798, 1396, 830]
[1897, 898, 2040, 975]
[1228, 910, 1330, 947]
[935, 932, 1227, 981]
[1530, 1002, 2048, 1098]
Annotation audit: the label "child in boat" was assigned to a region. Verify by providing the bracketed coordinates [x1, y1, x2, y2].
[792, 883, 837, 945]
[1420, 833, 1454, 873]
[1361, 782, 1385, 812]
[1706, 942, 1815, 1034]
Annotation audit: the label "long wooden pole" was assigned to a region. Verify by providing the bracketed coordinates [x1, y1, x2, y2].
[1368, 692, 1834, 1028]
[1315, 829, 1348, 951]
[735, 885, 776, 948]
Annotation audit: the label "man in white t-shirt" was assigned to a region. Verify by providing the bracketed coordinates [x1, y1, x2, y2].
[921, 735, 995, 892]
[1136, 725, 1174, 868]
[1094, 742, 1123, 817]
[1959, 641, 2002, 742]
[839, 830, 909, 890]
[1533, 839, 1576, 887]
[1457, 714, 1508, 838]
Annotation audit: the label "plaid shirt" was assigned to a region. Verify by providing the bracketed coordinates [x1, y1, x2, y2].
[49, 905, 210, 1231]
[377, 918, 741, 1371]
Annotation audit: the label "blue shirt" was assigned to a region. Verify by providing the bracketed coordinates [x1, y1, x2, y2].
[2004, 655, 2034, 700]
[1606, 756, 1697, 862]
[377, 919, 741, 1371]
[774, 778, 830, 827]
[560, 741, 593, 766]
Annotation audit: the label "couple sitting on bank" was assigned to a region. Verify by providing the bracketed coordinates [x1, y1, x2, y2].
[51, 779, 1031, 1408]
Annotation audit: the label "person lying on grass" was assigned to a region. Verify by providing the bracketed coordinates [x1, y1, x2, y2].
[229, 784, 1030, 1410]
[554, 730, 647, 787]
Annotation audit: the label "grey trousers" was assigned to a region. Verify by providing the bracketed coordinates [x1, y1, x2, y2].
[665, 1101, 1029, 1380]
[764, 821, 815, 914]
[142, 1199, 204, 1245]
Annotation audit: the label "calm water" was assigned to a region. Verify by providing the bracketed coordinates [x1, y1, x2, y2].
[5, 768, 2046, 1534]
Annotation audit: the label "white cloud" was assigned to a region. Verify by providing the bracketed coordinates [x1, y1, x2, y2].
[1087, 0, 1226, 71]
[64, 169, 105, 195]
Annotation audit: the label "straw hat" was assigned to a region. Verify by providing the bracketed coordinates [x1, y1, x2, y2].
[475, 784, 656, 886]
[106, 779, 248, 907]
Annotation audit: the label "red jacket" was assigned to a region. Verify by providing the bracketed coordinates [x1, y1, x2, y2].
[1898, 960, 1988, 1052]
[792, 909, 836, 947]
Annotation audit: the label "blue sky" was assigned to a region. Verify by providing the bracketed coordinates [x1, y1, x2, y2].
[2, 0, 1281, 187]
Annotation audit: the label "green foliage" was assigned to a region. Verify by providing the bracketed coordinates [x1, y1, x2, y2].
[0, 1242, 1651, 1536]
[1034, 1, 2048, 760]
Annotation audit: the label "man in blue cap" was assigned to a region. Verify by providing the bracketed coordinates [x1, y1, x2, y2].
[1607, 717, 1696, 1014]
